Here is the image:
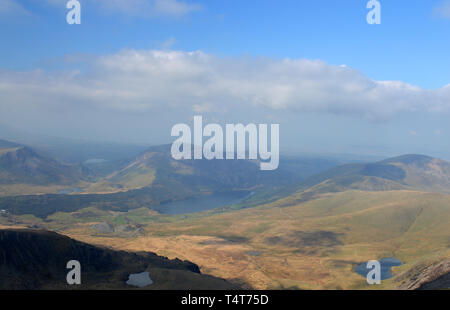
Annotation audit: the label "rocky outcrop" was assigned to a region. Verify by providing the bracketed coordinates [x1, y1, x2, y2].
[91, 222, 115, 233]
[398, 259, 450, 290]
[0, 229, 237, 290]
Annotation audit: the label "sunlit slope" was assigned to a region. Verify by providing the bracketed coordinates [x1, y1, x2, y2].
[383, 155, 450, 193]
[83, 190, 449, 289]
[87, 152, 158, 192]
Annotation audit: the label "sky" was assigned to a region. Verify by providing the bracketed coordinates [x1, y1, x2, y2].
[1, 0, 450, 158]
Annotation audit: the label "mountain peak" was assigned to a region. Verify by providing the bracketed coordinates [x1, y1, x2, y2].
[0, 143, 86, 187]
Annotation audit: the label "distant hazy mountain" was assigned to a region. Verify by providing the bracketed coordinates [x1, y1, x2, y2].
[299, 154, 450, 194]
[0, 229, 238, 289]
[0, 138, 339, 197]
[0, 142, 340, 216]
[0, 140, 87, 188]
[87, 144, 302, 194]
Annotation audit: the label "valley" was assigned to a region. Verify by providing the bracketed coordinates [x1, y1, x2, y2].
[0, 138, 449, 290]
[6, 189, 446, 290]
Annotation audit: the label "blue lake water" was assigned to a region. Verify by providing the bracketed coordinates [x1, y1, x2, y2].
[354, 258, 402, 280]
[154, 191, 250, 215]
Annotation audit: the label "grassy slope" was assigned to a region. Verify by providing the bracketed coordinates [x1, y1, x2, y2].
[16, 189, 448, 290]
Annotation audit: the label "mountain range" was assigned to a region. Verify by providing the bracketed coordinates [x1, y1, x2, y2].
[0, 139, 337, 216]
[0, 138, 449, 290]
[1, 137, 450, 217]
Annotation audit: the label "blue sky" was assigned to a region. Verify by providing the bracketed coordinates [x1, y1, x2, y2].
[1, 0, 450, 158]
[2, 0, 449, 88]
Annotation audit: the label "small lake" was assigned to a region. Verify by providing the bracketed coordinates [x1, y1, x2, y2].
[154, 191, 251, 215]
[126, 271, 153, 288]
[354, 258, 402, 280]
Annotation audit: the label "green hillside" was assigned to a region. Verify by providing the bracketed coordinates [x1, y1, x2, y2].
[82, 189, 447, 290]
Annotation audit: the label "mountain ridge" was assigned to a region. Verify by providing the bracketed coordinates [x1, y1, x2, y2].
[298, 154, 450, 195]
[0, 144, 88, 186]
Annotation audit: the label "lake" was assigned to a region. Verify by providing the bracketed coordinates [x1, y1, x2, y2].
[126, 271, 153, 288]
[354, 257, 402, 280]
[154, 191, 251, 215]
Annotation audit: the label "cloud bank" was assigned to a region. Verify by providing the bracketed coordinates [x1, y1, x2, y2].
[1, 49, 449, 124]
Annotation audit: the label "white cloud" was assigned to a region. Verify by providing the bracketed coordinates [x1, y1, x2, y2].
[434, 0, 450, 19]
[1, 49, 450, 124]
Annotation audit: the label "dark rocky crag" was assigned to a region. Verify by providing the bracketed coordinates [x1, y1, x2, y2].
[397, 259, 450, 290]
[0, 229, 239, 290]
